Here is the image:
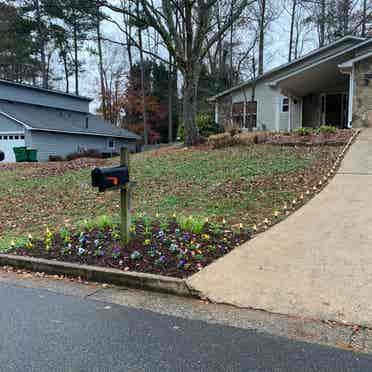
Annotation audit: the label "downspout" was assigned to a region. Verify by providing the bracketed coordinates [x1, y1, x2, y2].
[214, 101, 219, 126]
[347, 66, 354, 128]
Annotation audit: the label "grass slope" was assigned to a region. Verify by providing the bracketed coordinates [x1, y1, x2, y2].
[0, 145, 339, 249]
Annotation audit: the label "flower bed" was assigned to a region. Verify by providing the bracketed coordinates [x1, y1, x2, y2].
[265, 129, 353, 147]
[9, 219, 250, 279]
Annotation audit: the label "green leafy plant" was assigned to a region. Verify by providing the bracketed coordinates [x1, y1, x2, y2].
[294, 127, 313, 136]
[317, 125, 337, 134]
[177, 215, 205, 234]
[177, 113, 221, 140]
[96, 215, 116, 230]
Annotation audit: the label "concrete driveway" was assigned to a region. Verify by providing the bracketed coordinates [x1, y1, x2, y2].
[188, 129, 372, 326]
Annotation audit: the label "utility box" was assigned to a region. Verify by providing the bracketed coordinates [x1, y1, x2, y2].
[91, 166, 129, 192]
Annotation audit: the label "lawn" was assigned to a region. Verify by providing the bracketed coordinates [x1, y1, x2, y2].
[0, 144, 340, 251]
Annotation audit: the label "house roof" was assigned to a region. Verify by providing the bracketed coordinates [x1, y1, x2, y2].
[0, 100, 141, 140]
[0, 79, 93, 102]
[208, 36, 368, 101]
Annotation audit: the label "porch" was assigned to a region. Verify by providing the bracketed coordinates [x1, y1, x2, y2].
[271, 53, 353, 131]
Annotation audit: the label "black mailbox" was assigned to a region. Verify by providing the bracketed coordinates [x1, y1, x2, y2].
[91, 166, 129, 192]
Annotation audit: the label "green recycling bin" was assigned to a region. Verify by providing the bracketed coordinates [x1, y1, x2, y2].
[27, 148, 38, 162]
[13, 147, 27, 162]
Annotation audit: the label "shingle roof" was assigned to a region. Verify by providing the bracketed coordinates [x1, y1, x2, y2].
[208, 36, 369, 101]
[0, 79, 92, 102]
[0, 100, 141, 140]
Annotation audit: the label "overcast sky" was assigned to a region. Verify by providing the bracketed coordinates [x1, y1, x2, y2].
[51, 3, 319, 112]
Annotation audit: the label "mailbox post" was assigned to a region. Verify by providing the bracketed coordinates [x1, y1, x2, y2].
[120, 147, 130, 246]
[91, 147, 131, 247]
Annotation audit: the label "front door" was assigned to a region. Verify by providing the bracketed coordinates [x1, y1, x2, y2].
[324, 93, 348, 128]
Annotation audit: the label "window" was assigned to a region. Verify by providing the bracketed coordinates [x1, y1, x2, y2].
[232, 102, 244, 127]
[9, 136, 13, 140]
[108, 139, 114, 148]
[21, 135, 25, 140]
[232, 102, 257, 128]
[282, 97, 289, 113]
[14, 136, 19, 140]
[3, 136, 7, 140]
[246, 101, 257, 128]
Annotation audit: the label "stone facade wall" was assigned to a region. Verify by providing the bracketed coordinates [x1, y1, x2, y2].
[353, 56, 372, 128]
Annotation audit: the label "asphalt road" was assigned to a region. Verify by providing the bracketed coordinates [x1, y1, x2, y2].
[0, 283, 371, 372]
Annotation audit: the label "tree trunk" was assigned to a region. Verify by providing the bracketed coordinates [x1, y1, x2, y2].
[35, 0, 48, 88]
[137, 4, 149, 145]
[168, 54, 173, 143]
[73, 24, 79, 95]
[258, 0, 266, 76]
[229, 0, 234, 87]
[96, 4, 106, 119]
[182, 68, 200, 146]
[319, 0, 326, 47]
[288, 0, 297, 62]
[361, 0, 367, 37]
[63, 54, 69, 93]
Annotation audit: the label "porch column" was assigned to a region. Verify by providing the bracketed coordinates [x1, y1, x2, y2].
[347, 67, 354, 128]
[243, 101, 247, 128]
[214, 101, 219, 125]
[287, 96, 292, 132]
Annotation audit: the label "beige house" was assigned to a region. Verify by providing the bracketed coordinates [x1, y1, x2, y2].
[209, 36, 372, 131]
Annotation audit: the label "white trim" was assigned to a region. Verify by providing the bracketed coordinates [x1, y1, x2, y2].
[269, 39, 372, 86]
[0, 111, 32, 130]
[0, 131, 24, 135]
[275, 93, 280, 131]
[287, 97, 291, 131]
[30, 127, 137, 140]
[339, 51, 372, 68]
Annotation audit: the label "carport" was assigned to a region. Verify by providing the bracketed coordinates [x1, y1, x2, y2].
[269, 49, 354, 130]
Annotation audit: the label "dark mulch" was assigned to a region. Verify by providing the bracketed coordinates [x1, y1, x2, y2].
[265, 130, 353, 146]
[9, 220, 250, 279]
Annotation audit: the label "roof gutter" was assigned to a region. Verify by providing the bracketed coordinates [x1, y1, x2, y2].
[29, 127, 139, 140]
[209, 36, 368, 101]
[269, 39, 372, 87]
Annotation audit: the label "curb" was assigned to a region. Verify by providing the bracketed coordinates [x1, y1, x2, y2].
[0, 254, 194, 298]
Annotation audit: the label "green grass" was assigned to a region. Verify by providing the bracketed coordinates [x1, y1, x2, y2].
[0, 145, 332, 249]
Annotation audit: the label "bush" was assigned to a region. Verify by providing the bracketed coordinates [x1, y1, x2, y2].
[208, 133, 236, 149]
[316, 125, 337, 134]
[66, 149, 103, 161]
[294, 127, 313, 136]
[177, 113, 221, 140]
[49, 155, 64, 162]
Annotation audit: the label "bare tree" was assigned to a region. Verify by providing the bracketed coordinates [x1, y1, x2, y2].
[103, 0, 253, 145]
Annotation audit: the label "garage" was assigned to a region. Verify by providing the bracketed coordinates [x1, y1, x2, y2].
[0, 133, 25, 162]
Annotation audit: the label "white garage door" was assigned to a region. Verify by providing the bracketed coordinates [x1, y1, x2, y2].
[0, 134, 25, 163]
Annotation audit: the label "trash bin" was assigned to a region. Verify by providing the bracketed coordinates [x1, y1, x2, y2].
[13, 147, 27, 162]
[27, 148, 38, 162]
